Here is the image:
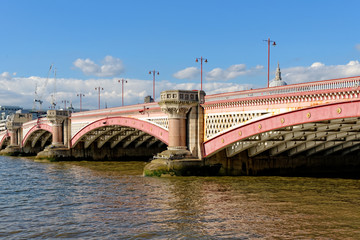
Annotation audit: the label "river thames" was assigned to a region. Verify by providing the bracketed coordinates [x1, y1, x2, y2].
[1, 155, 360, 239]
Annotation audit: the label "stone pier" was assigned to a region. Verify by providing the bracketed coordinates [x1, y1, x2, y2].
[0, 113, 33, 155]
[36, 110, 71, 161]
[144, 90, 219, 176]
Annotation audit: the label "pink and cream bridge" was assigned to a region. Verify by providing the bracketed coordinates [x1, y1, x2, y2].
[2, 76, 360, 175]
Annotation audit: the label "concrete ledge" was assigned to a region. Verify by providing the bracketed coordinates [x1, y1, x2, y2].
[36, 145, 71, 162]
[0, 145, 21, 156]
[144, 158, 221, 177]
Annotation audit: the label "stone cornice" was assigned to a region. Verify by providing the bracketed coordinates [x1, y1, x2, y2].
[159, 90, 205, 118]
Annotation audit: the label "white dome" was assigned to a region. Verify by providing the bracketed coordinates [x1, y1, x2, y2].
[269, 79, 287, 87]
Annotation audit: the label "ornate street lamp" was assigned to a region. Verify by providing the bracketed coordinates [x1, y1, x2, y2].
[263, 38, 276, 87]
[118, 79, 128, 106]
[61, 100, 69, 110]
[195, 56, 207, 91]
[95, 87, 104, 109]
[149, 70, 159, 101]
[77, 93, 85, 111]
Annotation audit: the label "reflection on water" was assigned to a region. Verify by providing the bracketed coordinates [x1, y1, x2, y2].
[1, 156, 360, 239]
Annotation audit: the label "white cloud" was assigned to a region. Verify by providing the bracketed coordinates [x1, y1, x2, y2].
[310, 62, 325, 68]
[206, 64, 264, 81]
[173, 64, 264, 82]
[282, 60, 360, 84]
[173, 67, 200, 80]
[0, 72, 13, 81]
[2, 60, 360, 111]
[73, 55, 124, 77]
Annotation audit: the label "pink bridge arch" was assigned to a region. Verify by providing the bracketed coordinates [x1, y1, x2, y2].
[22, 123, 53, 146]
[71, 116, 169, 147]
[0, 131, 9, 148]
[203, 100, 360, 157]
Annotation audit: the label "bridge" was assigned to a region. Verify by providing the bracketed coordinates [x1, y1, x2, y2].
[2, 75, 360, 176]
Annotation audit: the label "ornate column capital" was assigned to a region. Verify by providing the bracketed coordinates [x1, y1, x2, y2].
[159, 90, 205, 118]
[47, 110, 69, 125]
[5, 113, 33, 131]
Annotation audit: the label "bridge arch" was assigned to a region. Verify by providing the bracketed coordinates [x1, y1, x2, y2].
[22, 123, 53, 150]
[204, 100, 360, 158]
[0, 131, 9, 149]
[71, 116, 169, 149]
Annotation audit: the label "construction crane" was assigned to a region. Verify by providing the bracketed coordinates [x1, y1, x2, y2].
[33, 64, 53, 111]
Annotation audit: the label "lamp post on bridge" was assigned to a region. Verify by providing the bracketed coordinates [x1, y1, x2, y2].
[263, 38, 276, 88]
[77, 93, 85, 111]
[149, 70, 159, 101]
[195, 56, 207, 91]
[95, 87, 104, 109]
[118, 79, 128, 106]
[61, 100, 69, 110]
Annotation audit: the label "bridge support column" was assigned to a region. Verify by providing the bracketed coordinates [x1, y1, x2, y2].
[36, 110, 71, 161]
[0, 113, 33, 156]
[144, 90, 219, 176]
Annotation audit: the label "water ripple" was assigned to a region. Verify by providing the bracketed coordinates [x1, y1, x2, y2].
[1, 156, 360, 239]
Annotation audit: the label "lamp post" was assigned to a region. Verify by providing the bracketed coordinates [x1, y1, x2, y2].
[95, 87, 104, 109]
[77, 93, 85, 111]
[149, 70, 159, 101]
[263, 38, 276, 87]
[61, 100, 69, 110]
[118, 79, 128, 106]
[195, 56, 207, 91]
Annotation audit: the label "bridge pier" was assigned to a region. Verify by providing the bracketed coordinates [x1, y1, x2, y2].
[36, 110, 71, 161]
[144, 90, 219, 176]
[0, 113, 33, 156]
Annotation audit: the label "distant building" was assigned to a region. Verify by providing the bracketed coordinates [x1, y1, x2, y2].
[144, 95, 154, 103]
[0, 106, 23, 120]
[0, 106, 23, 131]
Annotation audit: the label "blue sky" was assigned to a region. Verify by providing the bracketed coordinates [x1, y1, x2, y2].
[1, 0, 360, 110]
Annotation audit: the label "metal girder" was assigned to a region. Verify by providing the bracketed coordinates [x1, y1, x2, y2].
[134, 135, 153, 148]
[84, 127, 127, 149]
[323, 134, 360, 156]
[228, 123, 328, 158]
[293, 126, 360, 157]
[83, 127, 113, 149]
[287, 140, 346, 157]
[269, 141, 299, 156]
[122, 131, 146, 148]
[342, 144, 360, 156]
[110, 130, 137, 149]
[259, 120, 360, 157]
[227, 130, 297, 158]
[226, 141, 256, 157]
[96, 129, 127, 148]
[147, 138, 160, 148]
[306, 139, 347, 157]
[248, 128, 328, 158]
[30, 130, 48, 148]
[40, 132, 52, 148]
[287, 132, 342, 156]
[275, 130, 351, 157]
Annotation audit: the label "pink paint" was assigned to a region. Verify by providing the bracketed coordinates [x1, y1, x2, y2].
[203, 100, 360, 157]
[71, 116, 169, 147]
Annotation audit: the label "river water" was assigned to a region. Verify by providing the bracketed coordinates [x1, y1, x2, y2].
[1, 156, 360, 239]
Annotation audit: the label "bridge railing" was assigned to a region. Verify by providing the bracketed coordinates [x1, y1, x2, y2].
[70, 102, 160, 117]
[205, 76, 360, 102]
